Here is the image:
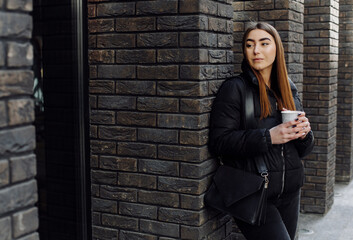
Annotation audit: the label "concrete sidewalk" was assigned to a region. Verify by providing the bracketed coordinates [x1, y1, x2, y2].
[298, 180, 353, 240]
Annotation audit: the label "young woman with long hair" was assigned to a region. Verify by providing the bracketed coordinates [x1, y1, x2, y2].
[208, 22, 314, 240]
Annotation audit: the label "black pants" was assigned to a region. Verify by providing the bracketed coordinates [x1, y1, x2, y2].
[234, 190, 300, 240]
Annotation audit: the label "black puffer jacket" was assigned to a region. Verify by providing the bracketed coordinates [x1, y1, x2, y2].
[209, 61, 314, 199]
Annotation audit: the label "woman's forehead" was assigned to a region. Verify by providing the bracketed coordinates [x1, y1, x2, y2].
[246, 29, 274, 41]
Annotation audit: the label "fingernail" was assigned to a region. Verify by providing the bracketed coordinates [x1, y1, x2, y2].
[302, 127, 306, 130]
[292, 125, 297, 128]
[296, 131, 299, 134]
[297, 113, 302, 116]
[295, 118, 299, 121]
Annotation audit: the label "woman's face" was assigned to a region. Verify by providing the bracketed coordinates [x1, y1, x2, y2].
[244, 29, 277, 75]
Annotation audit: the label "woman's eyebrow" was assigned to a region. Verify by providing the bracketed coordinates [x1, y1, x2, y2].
[246, 38, 272, 42]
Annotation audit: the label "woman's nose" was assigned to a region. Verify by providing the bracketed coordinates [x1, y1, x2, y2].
[253, 45, 259, 54]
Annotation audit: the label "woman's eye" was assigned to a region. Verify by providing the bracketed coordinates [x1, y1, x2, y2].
[246, 44, 253, 48]
[262, 42, 269, 46]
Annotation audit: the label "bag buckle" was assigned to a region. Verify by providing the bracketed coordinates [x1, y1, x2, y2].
[261, 172, 269, 189]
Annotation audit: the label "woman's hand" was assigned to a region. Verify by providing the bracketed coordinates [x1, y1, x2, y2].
[269, 111, 311, 144]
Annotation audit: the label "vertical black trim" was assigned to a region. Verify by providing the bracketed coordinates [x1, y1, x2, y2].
[72, 0, 91, 239]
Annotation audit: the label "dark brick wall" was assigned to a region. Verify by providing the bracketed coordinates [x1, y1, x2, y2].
[0, 1, 39, 240]
[336, 0, 353, 182]
[302, 0, 339, 214]
[88, 0, 234, 239]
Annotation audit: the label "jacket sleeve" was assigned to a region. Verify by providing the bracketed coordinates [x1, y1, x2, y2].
[208, 79, 272, 159]
[291, 81, 315, 158]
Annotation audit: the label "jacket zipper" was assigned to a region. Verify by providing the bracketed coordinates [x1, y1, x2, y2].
[279, 144, 285, 197]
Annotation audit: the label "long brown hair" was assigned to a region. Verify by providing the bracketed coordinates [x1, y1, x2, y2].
[242, 22, 295, 119]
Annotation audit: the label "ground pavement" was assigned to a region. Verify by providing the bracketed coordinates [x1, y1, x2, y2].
[298, 180, 353, 240]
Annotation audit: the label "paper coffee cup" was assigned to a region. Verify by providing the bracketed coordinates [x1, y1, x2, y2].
[281, 110, 302, 123]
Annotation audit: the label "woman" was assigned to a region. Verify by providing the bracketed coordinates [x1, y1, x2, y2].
[208, 22, 314, 240]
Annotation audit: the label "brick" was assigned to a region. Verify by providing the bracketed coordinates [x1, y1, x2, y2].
[0, 180, 37, 215]
[90, 140, 116, 154]
[6, 0, 32, 11]
[0, 12, 32, 38]
[10, 154, 36, 183]
[118, 172, 156, 189]
[0, 217, 11, 240]
[0, 42, 4, 66]
[0, 126, 35, 155]
[138, 190, 179, 207]
[137, 97, 178, 112]
[118, 142, 157, 158]
[98, 126, 136, 141]
[91, 170, 117, 185]
[140, 219, 179, 238]
[12, 207, 38, 238]
[97, 65, 136, 79]
[0, 102, 6, 127]
[97, 2, 135, 17]
[102, 214, 138, 231]
[158, 49, 208, 63]
[89, 80, 114, 94]
[88, 50, 114, 64]
[209, 50, 227, 63]
[158, 145, 209, 162]
[158, 208, 206, 226]
[158, 176, 208, 194]
[98, 95, 136, 110]
[119, 202, 157, 219]
[91, 155, 99, 168]
[92, 198, 117, 213]
[7, 42, 33, 67]
[88, 19, 114, 33]
[0, 160, 9, 187]
[157, 81, 208, 97]
[180, 65, 217, 80]
[139, 159, 179, 176]
[117, 111, 156, 127]
[180, 194, 205, 210]
[92, 226, 118, 240]
[180, 32, 217, 47]
[90, 110, 115, 124]
[100, 156, 137, 171]
[180, 129, 209, 146]
[116, 50, 156, 64]
[157, 16, 208, 30]
[218, 2, 234, 18]
[158, 113, 209, 129]
[137, 66, 178, 80]
[116, 17, 155, 32]
[119, 230, 157, 240]
[180, 160, 217, 179]
[100, 185, 137, 202]
[209, 17, 227, 32]
[87, 4, 96, 18]
[138, 128, 178, 144]
[180, 98, 213, 113]
[97, 34, 135, 48]
[7, 99, 34, 126]
[136, 0, 178, 15]
[137, 32, 178, 47]
[116, 81, 155, 95]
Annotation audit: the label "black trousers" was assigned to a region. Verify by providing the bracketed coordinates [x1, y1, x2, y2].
[234, 190, 300, 240]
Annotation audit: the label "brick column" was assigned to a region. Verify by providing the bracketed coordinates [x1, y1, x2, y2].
[336, 0, 353, 182]
[233, 0, 304, 94]
[0, 1, 39, 240]
[302, 0, 339, 213]
[88, 0, 234, 239]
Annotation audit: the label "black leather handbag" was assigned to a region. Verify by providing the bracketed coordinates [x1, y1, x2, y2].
[204, 76, 269, 226]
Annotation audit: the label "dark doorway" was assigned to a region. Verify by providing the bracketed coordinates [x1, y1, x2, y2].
[32, 0, 90, 239]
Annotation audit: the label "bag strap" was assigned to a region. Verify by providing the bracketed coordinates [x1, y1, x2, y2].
[239, 75, 268, 176]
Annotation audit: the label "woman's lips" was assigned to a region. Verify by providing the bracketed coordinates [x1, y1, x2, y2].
[253, 58, 264, 62]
